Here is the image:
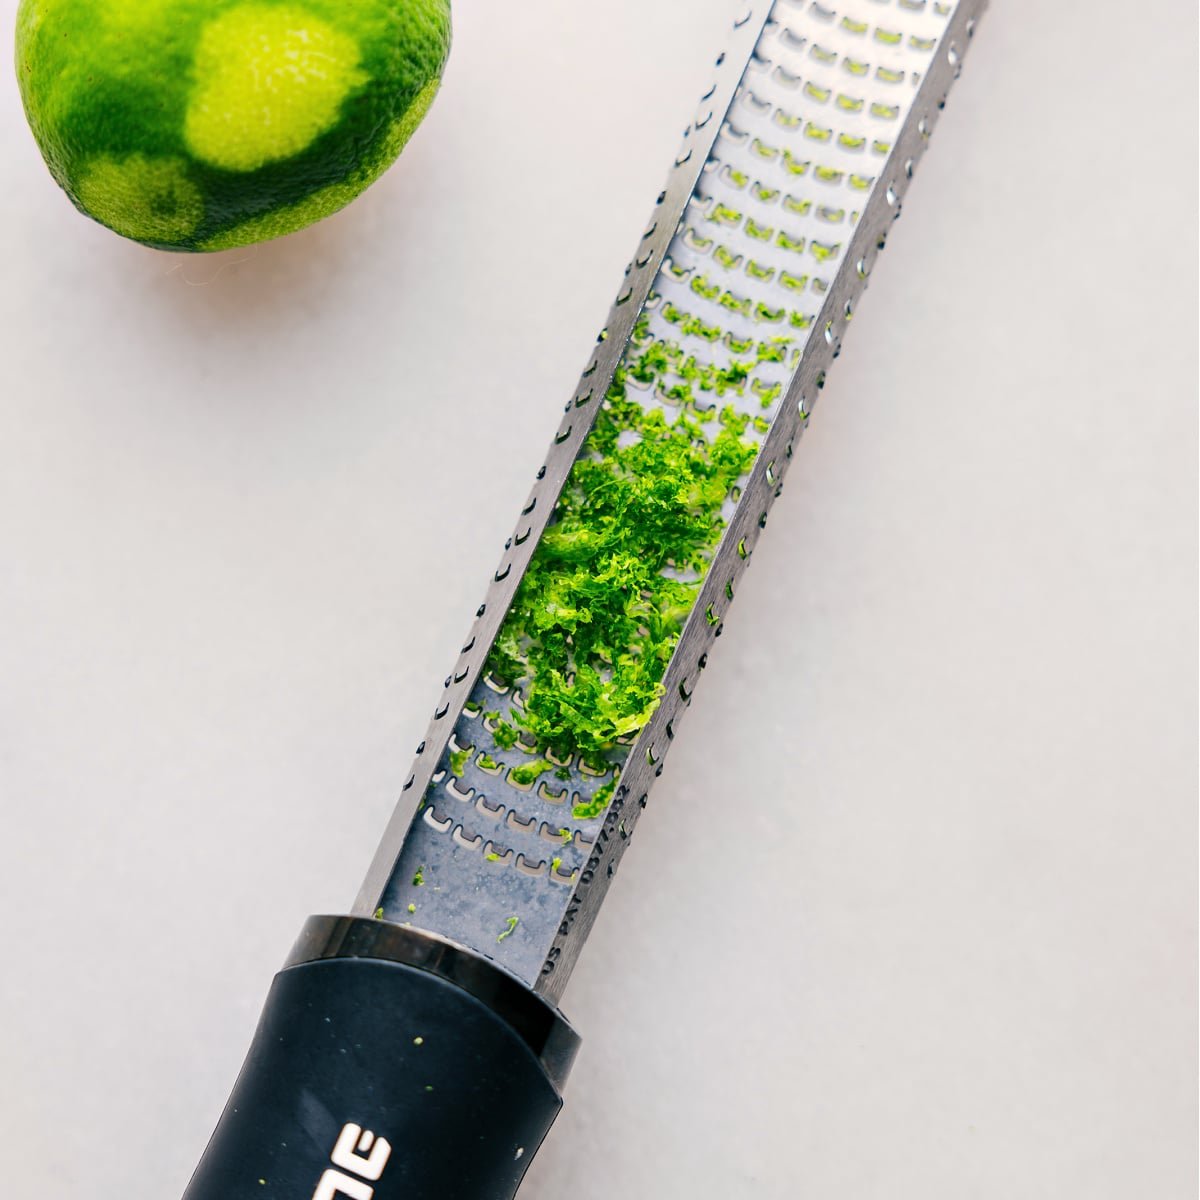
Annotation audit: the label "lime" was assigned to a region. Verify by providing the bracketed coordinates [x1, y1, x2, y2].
[14, 0, 451, 251]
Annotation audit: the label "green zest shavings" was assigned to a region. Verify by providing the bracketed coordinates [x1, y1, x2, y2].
[488, 716, 519, 750]
[573, 781, 614, 821]
[497, 915, 520, 942]
[479, 318, 779, 785]
[447, 746, 470, 777]
[509, 758, 552, 787]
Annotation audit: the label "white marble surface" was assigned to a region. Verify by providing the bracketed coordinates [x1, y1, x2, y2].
[0, 1, 1195, 1196]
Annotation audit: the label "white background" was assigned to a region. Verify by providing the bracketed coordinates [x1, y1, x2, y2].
[0, 1, 1196, 1196]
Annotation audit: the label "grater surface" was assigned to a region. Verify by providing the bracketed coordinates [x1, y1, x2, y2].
[354, 0, 986, 1003]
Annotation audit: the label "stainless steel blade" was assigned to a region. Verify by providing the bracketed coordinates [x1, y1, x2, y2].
[354, 0, 986, 1003]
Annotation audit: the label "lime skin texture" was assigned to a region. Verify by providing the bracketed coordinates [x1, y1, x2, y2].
[15, 0, 451, 251]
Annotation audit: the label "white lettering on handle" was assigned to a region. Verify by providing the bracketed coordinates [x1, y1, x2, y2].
[312, 1123, 393, 1200]
[331, 1124, 392, 1181]
[312, 1168, 373, 1200]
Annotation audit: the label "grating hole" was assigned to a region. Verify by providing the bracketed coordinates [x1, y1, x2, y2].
[537, 780, 568, 803]
[514, 854, 547, 878]
[423, 807, 451, 833]
[445, 778, 474, 803]
[506, 811, 536, 834]
[453, 826, 484, 852]
[476, 795, 504, 819]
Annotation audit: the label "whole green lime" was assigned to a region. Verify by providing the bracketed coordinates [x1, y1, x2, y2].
[15, 0, 451, 251]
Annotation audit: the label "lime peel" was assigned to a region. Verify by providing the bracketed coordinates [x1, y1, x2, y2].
[15, 0, 451, 250]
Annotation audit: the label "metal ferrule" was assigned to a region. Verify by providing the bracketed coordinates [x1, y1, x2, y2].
[287, 914, 581, 1091]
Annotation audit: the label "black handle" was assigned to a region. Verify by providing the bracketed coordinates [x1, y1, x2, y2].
[183, 917, 579, 1200]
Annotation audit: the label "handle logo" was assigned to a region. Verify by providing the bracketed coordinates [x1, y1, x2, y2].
[312, 1123, 393, 1200]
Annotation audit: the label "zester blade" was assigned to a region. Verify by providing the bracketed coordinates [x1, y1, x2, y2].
[354, 0, 986, 1003]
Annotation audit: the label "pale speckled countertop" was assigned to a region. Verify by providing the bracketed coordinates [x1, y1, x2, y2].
[0, 1, 1196, 1196]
